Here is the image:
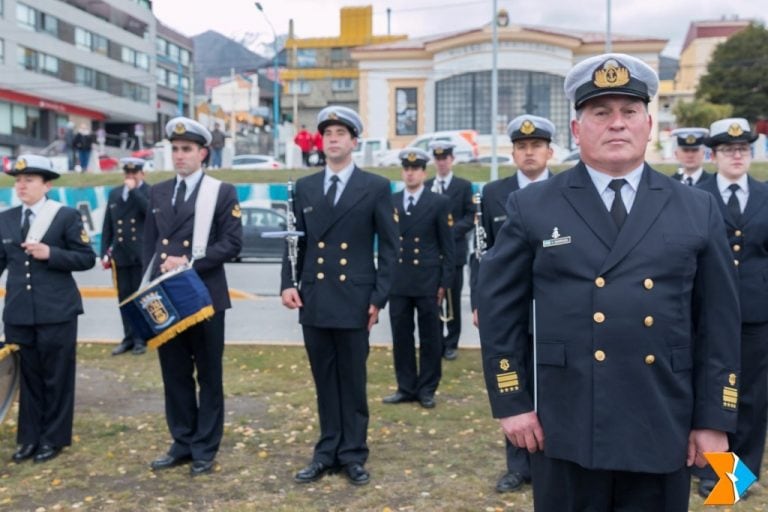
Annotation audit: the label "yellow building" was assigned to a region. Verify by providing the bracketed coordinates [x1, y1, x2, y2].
[282, 6, 406, 127]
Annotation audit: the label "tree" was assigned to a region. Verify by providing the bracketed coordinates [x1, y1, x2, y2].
[697, 23, 768, 121]
[673, 99, 733, 128]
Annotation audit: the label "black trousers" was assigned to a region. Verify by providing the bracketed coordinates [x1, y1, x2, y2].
[694, 321, 768, 482]
[302, 325, 369, 467]
[115, 263, 143, 345]
[7, 320, 77, 448]
[505, 438, 531, 476]
[157, 311, 225, 462]
[442, 265, 464, 352]
[530, 453, 690, 512]
[388, 295, 442, 399]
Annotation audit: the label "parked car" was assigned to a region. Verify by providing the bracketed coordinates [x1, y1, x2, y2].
[377, 130, 480, 166]
[352, 137, 390, 167]
[560, 149, 581, 164]
[476, 154, 514, 166]
[232, 154, 284, 170]
[235, 206, 287, 261]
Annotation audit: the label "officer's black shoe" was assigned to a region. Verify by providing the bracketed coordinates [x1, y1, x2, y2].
[132, 343, 147, 355]
[111, 341, 133, 356]
[33, 445, 61, 463]
[343, 463, 370, 486]
[419, 395, 436, 409]
[190, 459, 215, 476]
[382, 391, 415, 404]
[496, 471, 529, 493]
[294, 461, 338, 483]
[443, 349, 458, 360]
[698, 478, 716, 498]
[11, 444, 37, 463]
[150, 453, 192, 471]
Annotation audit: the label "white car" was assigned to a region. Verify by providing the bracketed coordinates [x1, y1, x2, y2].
[377, 130, 480, 166]
[231, 154, 284, 170]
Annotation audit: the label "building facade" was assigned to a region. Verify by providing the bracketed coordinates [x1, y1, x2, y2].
[352, 23, 667, 152]
[155, 19, 193, 143]
[282, 5, 406, 128]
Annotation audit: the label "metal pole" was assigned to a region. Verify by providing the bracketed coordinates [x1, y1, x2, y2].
[606, 0, 612, 52]
[490, 0, 499, 181]
[292, 43, 298, 130]
[387, 8, 391, 35]
[188, 62, 195, 118]
[273, 49, 280, 160]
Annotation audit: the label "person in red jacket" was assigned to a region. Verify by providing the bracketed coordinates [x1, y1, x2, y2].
[294, 125, 313, 167]
[313, 130, 325, 166]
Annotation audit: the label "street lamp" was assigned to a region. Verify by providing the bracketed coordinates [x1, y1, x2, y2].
[255, 2, 280, 160]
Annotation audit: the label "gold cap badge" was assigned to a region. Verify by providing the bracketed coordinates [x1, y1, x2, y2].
[328, 112, 338, 120]
[447, 213, 454, 227]
[407, 152, 417, 162]
[520, 120, 536, 135]
[685, 134, 697, 144]
[174, 122, 186, 134]
[434, 148, 444, 155]
[593, 59, 630, 89]
[15, 159, 26, 171]
[231, 204, 241, 218]
[727, 123, 744, 137]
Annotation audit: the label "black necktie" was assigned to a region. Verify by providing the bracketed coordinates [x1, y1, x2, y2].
[406, 195, 414, 215]
[727, 183, 741, 222]
[439, 180, 446, 194]
[21, 209, 32, 240]
[608, 179, 628, 229]
[326, 175, 339, 207]
[685, 177, 693, 186]
[174, 180, 187, 213]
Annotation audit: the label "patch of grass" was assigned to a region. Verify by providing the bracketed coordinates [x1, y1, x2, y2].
[0, 343, 764, 511]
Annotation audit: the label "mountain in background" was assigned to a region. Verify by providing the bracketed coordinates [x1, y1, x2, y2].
[229, 30, 288, 59]
[192, 31, 270, 94]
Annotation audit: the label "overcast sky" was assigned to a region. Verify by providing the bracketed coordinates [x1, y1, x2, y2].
[153, 0, 765, 57]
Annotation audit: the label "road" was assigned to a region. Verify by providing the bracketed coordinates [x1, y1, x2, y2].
[1, 262, 481, 348]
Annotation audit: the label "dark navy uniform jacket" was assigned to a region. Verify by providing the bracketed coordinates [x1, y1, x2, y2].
[470, 175, 521, 310]
[698, 175, 768, 323]
[425, 176, 474, 264]
[478, 163, 741, 474]
[391, 189, 455, 296]
[101, 182, 149, 266]
[143, 177, 243, 312]
[671, 170, 714, 184]
[281, 167, 399, 329]
[0, 205, 95, 326]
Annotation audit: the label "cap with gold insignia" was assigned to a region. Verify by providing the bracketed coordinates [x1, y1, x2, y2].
[317, 106, 363, 138]
[165, 116, 212, 146]
[564, 53, 659, 109]
[398, 147, 430, 168]
[428, 141, 456, 158]
[705, 118, 758, 148]
[671, 127, 709, 148]
[120, 157, 146, 173]
[6, 154, 60, 181]
[507, 115, 556, 142]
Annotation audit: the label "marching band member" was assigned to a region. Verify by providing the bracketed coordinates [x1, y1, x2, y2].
[0, 155, 95, 463]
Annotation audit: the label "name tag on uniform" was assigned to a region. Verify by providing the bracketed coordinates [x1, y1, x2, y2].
[109, 203, 117, 209]
[2, 238, 11, 244]
[493, 215, 507, 223]
[303, 206, 313, 213]
[542, 227, 571, 248]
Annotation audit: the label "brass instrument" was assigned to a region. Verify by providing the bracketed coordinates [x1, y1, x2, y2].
[439, 289, 454, 336]
[285, 179, 300, 287]
[473, 192, 487, 260]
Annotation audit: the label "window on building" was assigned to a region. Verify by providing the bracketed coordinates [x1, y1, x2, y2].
[167, 43, 179, 62]
[181, 76, 190, 92]
[136, 52, 149, 70]
[0, 102, 11, 135]
[168, 72, 178, 89]
[16, 3, 35, 31]
[75, 65, 95, 87]
[95, 72, 109, 92]
[40, 54, 58, 76]
[330, 48, 348, 62]
[296, 49, 317, 68]
[331, 78, 355, 92]
[11, 104, 39, 138]
[121, 46, 136, 66]
[395, 88, 418, 136]
[156, 37, 167, 56]
[156, 67, 168, 86]
[75, 27, 92, 51]
[17, 47, 36, 71]
[0, 0, 4, 17]
[435, 70, 570, 147]
[41, 13, 58, 37]
[288, 80, 311, 94]
[93, 34, 108, 56]
[180, 48, 190, 66]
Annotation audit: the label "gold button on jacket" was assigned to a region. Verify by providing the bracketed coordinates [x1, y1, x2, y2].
[594, 350, 606, 362]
